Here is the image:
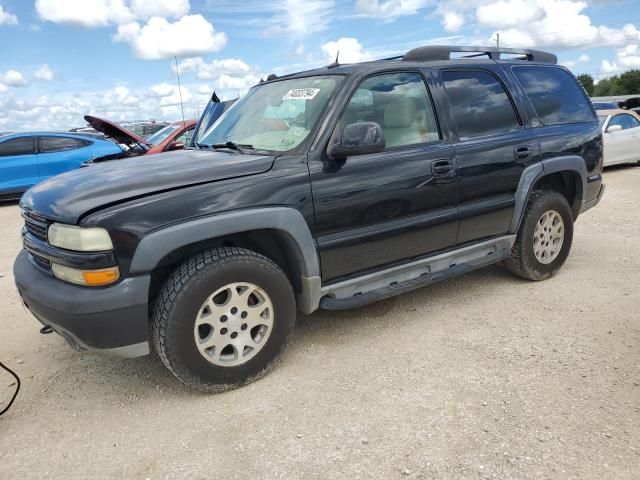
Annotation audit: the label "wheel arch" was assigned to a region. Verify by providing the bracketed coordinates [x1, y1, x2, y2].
[510, 156, 587, 233]
[130, 208, 321, 312]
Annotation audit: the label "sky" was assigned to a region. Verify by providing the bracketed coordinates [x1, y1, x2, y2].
[1, 0, 640, 131]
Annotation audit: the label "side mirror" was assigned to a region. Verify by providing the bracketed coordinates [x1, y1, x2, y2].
[328, 122, 385, 159]
[606, 124, 622, 133]
[167, 141, 185, 151]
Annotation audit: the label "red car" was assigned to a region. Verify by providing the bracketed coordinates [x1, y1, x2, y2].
[83, 115, 197, 162]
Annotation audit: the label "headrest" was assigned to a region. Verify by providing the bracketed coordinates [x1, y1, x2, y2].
[384, 98, 416, 128]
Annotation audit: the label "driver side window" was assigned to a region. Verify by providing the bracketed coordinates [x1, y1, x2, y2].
[609, 113, 640, 130]
[340, 72, 439, 149]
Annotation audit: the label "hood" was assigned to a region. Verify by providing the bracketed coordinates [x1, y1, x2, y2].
[84, 115, 150, 149]
[190, 93, 237, 146]
[21, 149, 275, 224]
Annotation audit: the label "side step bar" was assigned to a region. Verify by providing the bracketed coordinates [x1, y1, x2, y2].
[319, 235, 516, 310]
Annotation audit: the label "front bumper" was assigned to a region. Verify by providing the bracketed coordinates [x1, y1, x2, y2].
[13, 250, 151, 358]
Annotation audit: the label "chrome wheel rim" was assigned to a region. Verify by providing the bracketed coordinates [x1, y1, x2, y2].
[194, 282, 273, 367]
[533, 210, 564, 264]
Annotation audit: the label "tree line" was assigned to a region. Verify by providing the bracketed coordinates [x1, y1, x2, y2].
[577, 70, 640, 97]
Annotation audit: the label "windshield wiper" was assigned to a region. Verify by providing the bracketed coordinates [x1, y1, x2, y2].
[195, 142, 210, 150]
[210, 141, 253, 154]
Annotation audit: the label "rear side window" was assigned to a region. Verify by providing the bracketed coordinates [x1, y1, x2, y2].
[39, 136, 83, 153]
[442, 70, 521, 139]
[512, 66, 595, 125]
[0, 137, 35, 157]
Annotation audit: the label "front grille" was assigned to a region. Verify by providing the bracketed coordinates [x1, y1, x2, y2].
[29, 252, 52, 272]
[22, 209, 51, 242]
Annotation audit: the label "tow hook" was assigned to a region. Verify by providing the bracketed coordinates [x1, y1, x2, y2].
[39, 325, 54, 335]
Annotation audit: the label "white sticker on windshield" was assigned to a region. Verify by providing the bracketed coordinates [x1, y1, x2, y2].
[283, 88, 320, 100]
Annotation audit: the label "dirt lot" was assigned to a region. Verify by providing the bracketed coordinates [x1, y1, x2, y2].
[1, 166, 639, 480]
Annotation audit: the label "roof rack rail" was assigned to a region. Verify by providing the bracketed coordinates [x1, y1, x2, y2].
[403, 45, 557, 64]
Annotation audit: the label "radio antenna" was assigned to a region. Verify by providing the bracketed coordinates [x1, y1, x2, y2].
[174, 56, 186, 124]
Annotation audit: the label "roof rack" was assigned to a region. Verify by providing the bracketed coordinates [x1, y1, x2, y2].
[402, 45, 557, 64]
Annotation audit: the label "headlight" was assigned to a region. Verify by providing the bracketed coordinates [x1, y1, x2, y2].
[48, 223, 113, 251]
[51, 264, 120, 287]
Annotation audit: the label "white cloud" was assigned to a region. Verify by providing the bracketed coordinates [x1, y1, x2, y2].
[149, 82, 191, 106]
[321, 37, 372, 63]
[35, 0, 132, 28]
[175, 57, 262, 95]
[129, 0, 189, 20]
[0, 4, 18, 25]
[485, 1, 640, 50]
[198, 59, 251, 80]
[563, 53, 590, 69]
[354, 0, 430, 20]
[599, 44, 640, 76]
[442, 12, 464, 32]
[215, 0, 334, 37]
[34, 64, 54, 81]
[0, 70, 27, 87]
[108, 85, 139, 106]
[114, 15, 227, 60]
[476, 0, 545, 29]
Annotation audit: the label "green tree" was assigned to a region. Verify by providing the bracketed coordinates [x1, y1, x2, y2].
[577, 74, 594, 96]
[617, 69, 640, 95]
[593, 77, 615, 97]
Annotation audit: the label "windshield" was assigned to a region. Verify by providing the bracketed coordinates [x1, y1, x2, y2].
[199, 75, 344, 152]
[145, 124, 181, 146]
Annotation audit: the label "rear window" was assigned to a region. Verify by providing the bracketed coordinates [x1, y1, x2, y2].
[39, 136, 83, 153]
[512, 66, 595, 125]
[442, 70, 521, 139]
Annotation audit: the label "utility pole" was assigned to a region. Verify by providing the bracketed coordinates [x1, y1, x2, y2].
[174, 56, 186, 124]
[494, 33, 500, 49]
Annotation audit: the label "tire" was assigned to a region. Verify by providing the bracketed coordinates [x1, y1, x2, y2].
[151, 247, 296, 392]
[506, 190, 574, 281]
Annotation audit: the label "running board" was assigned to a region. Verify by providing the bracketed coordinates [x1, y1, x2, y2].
[319, 235, 516, 310]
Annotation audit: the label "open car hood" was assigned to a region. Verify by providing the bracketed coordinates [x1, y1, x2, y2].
[84, 115, 150, 149]
[190, 92, 237, 146]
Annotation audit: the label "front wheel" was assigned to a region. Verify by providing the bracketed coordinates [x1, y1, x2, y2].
[506, 190, 574, 281]
[151, 247, 296, 392]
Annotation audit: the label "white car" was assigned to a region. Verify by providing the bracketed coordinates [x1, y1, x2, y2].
[598, 109, 640, 166]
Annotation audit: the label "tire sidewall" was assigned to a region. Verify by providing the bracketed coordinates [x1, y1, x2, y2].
[521, 192, 574, 279]
[160, 254, 295, 390]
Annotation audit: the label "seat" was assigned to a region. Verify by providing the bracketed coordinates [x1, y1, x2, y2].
[383, 98, 420, 148]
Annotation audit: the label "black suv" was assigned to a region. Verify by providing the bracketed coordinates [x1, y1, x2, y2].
[14, 46, 604, 391]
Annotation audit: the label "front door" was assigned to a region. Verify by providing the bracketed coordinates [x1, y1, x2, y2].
[310, 72, 459, 283]
[0, 136, 38, 195]
[604, 113, 640, 165]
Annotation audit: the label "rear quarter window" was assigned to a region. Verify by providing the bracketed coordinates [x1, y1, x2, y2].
[512, 66, 595, 125]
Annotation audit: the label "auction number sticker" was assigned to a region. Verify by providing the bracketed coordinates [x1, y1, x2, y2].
[283, 88, 320, 100]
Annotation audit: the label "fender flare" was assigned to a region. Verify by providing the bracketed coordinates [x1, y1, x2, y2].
[509, 156, 587, 233]
[129, 207, 320, 279]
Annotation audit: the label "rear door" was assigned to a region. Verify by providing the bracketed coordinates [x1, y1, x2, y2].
[0, 136, 38, 194]
[37, 136, 90, 180]
[439, 67, 538, 244]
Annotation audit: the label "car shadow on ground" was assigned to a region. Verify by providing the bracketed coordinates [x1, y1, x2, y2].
[30, 263, 516, 400]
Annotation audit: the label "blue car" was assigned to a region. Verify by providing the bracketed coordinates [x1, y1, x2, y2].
[0, 131, 122, 199]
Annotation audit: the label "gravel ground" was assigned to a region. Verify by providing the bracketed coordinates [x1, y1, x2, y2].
[1, 166, 639, 480]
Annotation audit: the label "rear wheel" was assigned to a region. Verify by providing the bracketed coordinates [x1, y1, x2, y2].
[506, 190, 574, 281]
[151, 247, 296, 392]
